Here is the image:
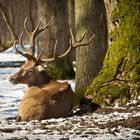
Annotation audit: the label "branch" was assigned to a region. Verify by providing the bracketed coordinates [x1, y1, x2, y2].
[0, 2, 18, 52]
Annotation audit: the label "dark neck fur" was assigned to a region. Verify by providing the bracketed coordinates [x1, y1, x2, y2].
[28, 72, 53, 87]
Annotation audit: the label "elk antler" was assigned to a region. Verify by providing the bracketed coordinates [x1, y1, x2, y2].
[15, 15, 94, 65]
[14, 40, 44, 64]
[14, 16, 54, 64]
[24, 16, 54, 55]
[19, 32, 29, 52]
[41, 28, 95, 63]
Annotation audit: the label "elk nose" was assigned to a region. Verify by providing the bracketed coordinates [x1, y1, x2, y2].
[9, 76, 15, 82]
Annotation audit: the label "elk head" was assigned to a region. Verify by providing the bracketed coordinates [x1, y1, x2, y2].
[9, 16, 95, 87]
[9, 16, 53, 87]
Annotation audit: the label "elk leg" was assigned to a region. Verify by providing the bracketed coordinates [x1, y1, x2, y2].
[16, 115, 21, 122]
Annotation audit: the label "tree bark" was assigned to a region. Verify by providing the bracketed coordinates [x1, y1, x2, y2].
[75, 0, 108, 102]
[85, 0, 140, 107]
[37, 0, 75, 79]
[68, 0, 76, 60]
[36, 0, 52, 58]
[0, 0, 37, 47]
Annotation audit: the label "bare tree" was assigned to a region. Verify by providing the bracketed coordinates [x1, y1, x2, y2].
[68, 0, 76, 61]
[75, 0, 108, 103]
[37, 0, 75, 79]
[0, 0, 37, 48]
[0, 1, 18, 52]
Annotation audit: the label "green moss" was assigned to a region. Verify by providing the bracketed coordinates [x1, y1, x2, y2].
[92, 85, 130, 106]
[45, 59, 75, 80]
[0, 39, 14, 52]
[130, 64, 140, 82]
[74, 89, 85, 105]
[85, 0, 140, 106]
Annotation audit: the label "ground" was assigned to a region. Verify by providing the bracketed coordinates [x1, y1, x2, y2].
[0, 100, 140, 140]
[0, 48, 139, 139]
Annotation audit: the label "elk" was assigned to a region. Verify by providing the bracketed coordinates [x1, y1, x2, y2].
[9, 16, 94, 122]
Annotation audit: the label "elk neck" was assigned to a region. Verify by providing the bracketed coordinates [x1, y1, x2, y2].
[28, 72, 53, 88]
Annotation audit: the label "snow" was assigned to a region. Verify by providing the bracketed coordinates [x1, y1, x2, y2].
[0, 48, 140, 139]
[0, 46, 26, 62]
[0, 67, 26, 120]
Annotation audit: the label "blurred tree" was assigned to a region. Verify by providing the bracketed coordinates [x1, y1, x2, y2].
[0, 0, 74, 79]
[75, 0, 108, 103]
[68, 0, 75, 38]
[68, 0, 75, 60]
[0, 1, 18, 52]
[37, 0, 75, 79]
[0, 0, 37, 43]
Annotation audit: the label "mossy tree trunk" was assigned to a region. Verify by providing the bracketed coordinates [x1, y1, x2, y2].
[85, 0, 140, 107]
[75, 0, 108, 103]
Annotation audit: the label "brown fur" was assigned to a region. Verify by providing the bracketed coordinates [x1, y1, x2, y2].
[9, 61, 74, 121]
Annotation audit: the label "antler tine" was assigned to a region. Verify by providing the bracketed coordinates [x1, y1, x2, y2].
[14, 41, 29, 59]
[41, 39, 72, 63]
[41, 28, 94, 64]
[53, 40, 58, 59]
[73, 34, 95, 48]
[40, 17, 54, 31]
[77, 30, 87, 42]
[19, 32, 29, 52]
[57, 30, 95, 59]
[24, 17, 31, 36]
[70, 28, 95, 48]
[70, 28, 75, 42]
[57, 38, 72, 58]
[14, 40, 38, 63]
[41, 41, 58, 63]
[33, 15, 44, 35]
[33, 17, 54, 38]
[37, 48, 44, 60]
[23, 16, 54, 56]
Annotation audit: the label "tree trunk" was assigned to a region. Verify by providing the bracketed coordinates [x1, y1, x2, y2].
[0, 0, 36, 51]
[85, 0, 140, 107]
[36, 0, 53, 58]
[68, 0, 76, 60]
[37, 0, 75, 79]
[75, 0, 108, 102]
[0, 0, 37, 46]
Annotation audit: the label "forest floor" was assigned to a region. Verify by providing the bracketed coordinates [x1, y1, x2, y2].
[0, 100, 140, 140]
[0, 48, 140, 139]
[94, 104, 140, 131]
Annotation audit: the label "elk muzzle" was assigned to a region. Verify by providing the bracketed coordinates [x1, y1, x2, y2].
[9, 75, 18, 85]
